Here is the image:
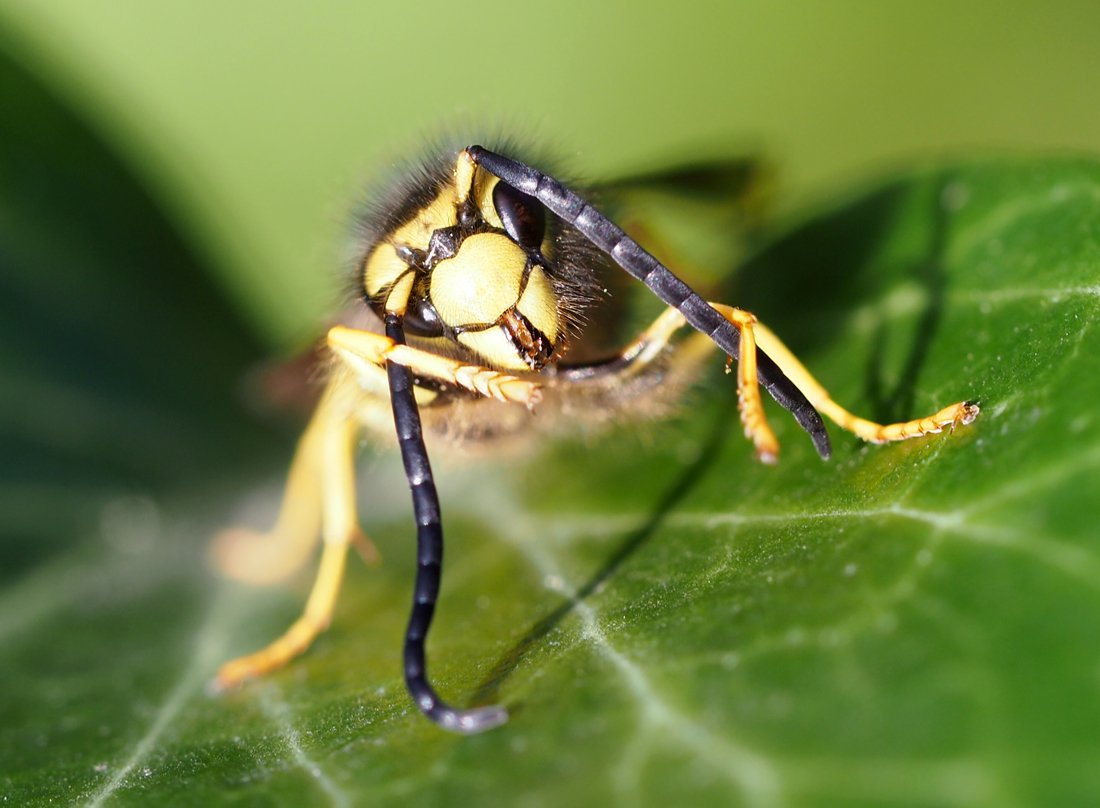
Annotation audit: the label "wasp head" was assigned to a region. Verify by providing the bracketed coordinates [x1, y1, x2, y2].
[361, 149, 561, 372]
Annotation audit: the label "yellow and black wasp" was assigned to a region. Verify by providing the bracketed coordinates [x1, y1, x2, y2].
[211, 141, 979, 734]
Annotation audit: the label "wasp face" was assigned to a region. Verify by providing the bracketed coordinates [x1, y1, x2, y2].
[361, 150, 562, 372]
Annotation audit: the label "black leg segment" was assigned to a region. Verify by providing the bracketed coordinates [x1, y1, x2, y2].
[384, 313, 508, 734]
[467, 145, 832, 460]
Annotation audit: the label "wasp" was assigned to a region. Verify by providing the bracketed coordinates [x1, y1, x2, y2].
[211, 143, 979, 734]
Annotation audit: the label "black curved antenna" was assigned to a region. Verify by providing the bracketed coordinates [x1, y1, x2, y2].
[467, 145, 832, 459]
[384, 313, 508, 734]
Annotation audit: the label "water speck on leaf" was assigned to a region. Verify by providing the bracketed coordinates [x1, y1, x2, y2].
[941, 180, 970, 212]
[100, 495, 161, 554]
[720, 652, 741, 670]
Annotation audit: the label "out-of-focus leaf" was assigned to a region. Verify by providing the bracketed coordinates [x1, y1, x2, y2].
[0, 47, 274, 579]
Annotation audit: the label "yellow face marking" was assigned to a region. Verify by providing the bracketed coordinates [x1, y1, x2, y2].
[430, 233, 527, 325]
[457, 327, 532, 372]
[390, 187, 458, 251]
[363, 243, 410, 299]
[454, 151, 476, 206]
[515, 265, 559, 344]
[473, 169, 504, 231]
[384, 271, 416, 315]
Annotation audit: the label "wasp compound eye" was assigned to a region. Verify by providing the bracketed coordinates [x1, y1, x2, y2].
[492, 180, 546, 252]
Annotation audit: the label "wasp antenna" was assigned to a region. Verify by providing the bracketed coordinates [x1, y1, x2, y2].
[466, 146, 831, 458]
[384, 313, 508, 734]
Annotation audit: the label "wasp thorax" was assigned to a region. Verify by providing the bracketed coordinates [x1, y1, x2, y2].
[428, 232, 559, 371]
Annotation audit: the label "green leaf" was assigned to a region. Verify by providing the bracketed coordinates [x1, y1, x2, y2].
[3, 48, 1098, 805]
[0, 45, 276, 579]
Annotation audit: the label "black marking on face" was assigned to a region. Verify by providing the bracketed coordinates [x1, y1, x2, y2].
[425, 226, 463, 264]
[403, 297, 446, 338]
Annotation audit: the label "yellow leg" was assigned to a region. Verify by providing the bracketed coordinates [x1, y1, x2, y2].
[614, 306, 691, 369]
[714, 306, 780, 464]
[213, 374, 373, 689]
[210, 395, 327, 586]
[609, 303, 779, 461]
[327, 325, 541, 408]
[214, 542, 349, 689]
[751, 320, 979, 443]
[590, 301, 976, 460]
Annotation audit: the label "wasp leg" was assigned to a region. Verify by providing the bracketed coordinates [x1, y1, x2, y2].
[750, 320, 980, 443]
[212, 370, 381, 583]
[327, 325, 541, 408]
[561, 302, 977, 460]
[719, 307, 781, 462]
[213, 374, 372, 690]
[210, 409, 327, 587]
[562, 304, 780, 461]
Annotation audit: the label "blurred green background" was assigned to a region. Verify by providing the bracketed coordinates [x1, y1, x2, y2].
[2, 1, 1098, 346]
